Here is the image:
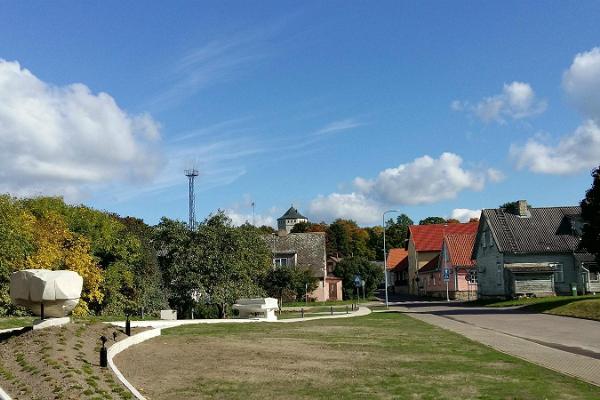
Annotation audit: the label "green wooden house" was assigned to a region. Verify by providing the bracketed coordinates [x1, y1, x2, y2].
[472, 200, 600, 298]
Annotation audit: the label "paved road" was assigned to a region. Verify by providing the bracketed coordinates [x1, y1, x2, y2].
[387, 300, 600, 387]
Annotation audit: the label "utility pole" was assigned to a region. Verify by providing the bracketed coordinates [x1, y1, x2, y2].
[185, 169, 199, 230]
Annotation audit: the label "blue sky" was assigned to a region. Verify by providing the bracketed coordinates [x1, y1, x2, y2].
[1, 2, 600, 226]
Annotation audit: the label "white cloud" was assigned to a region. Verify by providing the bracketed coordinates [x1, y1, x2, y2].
[225, 209, 275, 227]
[486, 168, 505, 182]
[563, 47, 600, 122]
[454, 81, 546, 123]
[354, 153, 486, 205]
[510, 119, 600, 175]
[315, 118, 362, 135]
[450, 208, 481, 222]
[0, 60, 162, 200]
[309, 192, 383, 225]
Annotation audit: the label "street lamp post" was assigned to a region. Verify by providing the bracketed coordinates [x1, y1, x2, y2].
[383, 209, 399, 308]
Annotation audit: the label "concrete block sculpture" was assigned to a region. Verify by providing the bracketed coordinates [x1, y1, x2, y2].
[10, 269, 83, 318]
[233, 297, 278, 321]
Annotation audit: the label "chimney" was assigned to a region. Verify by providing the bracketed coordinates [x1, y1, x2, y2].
[517, 200, 528, 217]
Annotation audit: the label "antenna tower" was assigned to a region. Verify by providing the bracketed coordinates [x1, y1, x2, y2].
[185, 169, 199, 229]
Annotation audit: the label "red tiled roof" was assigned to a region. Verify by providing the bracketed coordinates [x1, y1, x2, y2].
[386, 248, 408, 270]
[418, 255, 440, 273]
[395, 256, 409, 272]
[444, 233, 476, 267]
[409, 222, 478, 252]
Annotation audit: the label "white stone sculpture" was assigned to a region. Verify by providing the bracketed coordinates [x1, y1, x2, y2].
[10, 269, 83, 318]
[233, 297, 278, 321]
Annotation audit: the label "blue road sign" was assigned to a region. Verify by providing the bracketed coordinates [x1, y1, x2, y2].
[443, 268, 450, 281]
[354, 275, 362, 287]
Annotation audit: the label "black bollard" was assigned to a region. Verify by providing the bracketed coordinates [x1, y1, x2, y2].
[100, 336, 108, 367]
[40, 303, 45, 320]
[330, 306, 333, 315]
[346, 305, 349, 314]
[301, 308, 304, 318]
[125, 316, 131, 337]
[112, 331, 118, 341]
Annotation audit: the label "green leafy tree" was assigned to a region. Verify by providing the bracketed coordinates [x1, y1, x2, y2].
[155, 212, 272, 318]
[0, 195, 35, 315]
[383, 214, 413, 258]
[262, 267, 318, 305]
[333, 257, 383, 300]
[581, 166, 600, 271]
[418, 217, 447, 225]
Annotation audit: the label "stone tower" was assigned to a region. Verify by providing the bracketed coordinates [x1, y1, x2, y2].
[277, 206, 308, 234]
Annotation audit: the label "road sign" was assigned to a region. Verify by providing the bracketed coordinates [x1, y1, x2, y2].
[443, 268, 450, 282]
[354, 275, 362, 287]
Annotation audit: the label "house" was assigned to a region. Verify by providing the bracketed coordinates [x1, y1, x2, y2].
[263, 208, 342, 301]
[472, 200, 600, 298]
[277, 206, 308, 234]
[386, 248, 409, 293]
[417, 233, 478, 300]
[406, 221, 479, 295]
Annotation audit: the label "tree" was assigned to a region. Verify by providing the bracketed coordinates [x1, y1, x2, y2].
[419, 217, 446, 225]
[333, 257, 383, 300]
[0, 195, 35, 315]
[155, 212, 272, 318]
[262, 267, 318, 305]
[382, 214, 413, 258]
[290, 221, 311, 233]
[499, 201, 519, 214]
[581, 166, 600, 271]
[119, 216, 168, 317]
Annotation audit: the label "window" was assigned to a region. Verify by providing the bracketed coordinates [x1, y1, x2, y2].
[273, 258, 288, 267]
[590, 271, 600, 282]
[496, 264, 502, 286]
[481, 231, 487, 248]
[551, 263, 564, 283]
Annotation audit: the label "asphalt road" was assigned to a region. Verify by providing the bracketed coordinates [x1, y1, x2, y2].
[391, 300, 600, 358]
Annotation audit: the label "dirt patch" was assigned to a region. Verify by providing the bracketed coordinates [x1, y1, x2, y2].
[0, 320, 144, 400]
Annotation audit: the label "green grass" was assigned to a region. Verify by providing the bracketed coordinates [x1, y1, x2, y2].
[0, 317, 35, 329]
[132, 313, 600, 399]
[469, 295, 600, 321]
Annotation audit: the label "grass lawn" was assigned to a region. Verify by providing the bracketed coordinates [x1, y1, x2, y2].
[471, 295, 600, 321]
[115, 313, 599, 400]
[0, 317, 35, 330]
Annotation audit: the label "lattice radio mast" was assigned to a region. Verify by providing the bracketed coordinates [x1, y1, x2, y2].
[185, 168, 199, 230]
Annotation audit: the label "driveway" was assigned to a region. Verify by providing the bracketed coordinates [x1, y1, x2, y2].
[387, 299, 600, 386]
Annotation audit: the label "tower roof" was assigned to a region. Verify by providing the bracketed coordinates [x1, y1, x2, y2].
[278, 206, 307, 221]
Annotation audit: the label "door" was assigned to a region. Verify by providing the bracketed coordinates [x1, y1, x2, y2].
[329, 282, 338, 300]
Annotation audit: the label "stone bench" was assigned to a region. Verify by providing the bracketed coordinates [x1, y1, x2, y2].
[233, 297, 278, 321]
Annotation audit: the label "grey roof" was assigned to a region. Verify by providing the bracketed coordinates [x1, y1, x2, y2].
[278, 206, 307, 221]
[474, 206, 586, 257]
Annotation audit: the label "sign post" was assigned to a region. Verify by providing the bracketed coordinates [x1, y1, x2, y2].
[443, 267, 450, 302]
[354, 275, 362, 307]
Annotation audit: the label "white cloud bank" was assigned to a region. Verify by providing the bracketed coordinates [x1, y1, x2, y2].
[450, 208, 481, 222]
[511, 47, 600, 175]
[510, 120, 600, 174]
[225, 209, 275, 227]
[563, 47, 600, 123]
[453, 81, 546, 123]
[354, 153, 487, 205]
[309, 153, 499, 225]
[0, 60, 162, 199]
[309, 192, 383, 225]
